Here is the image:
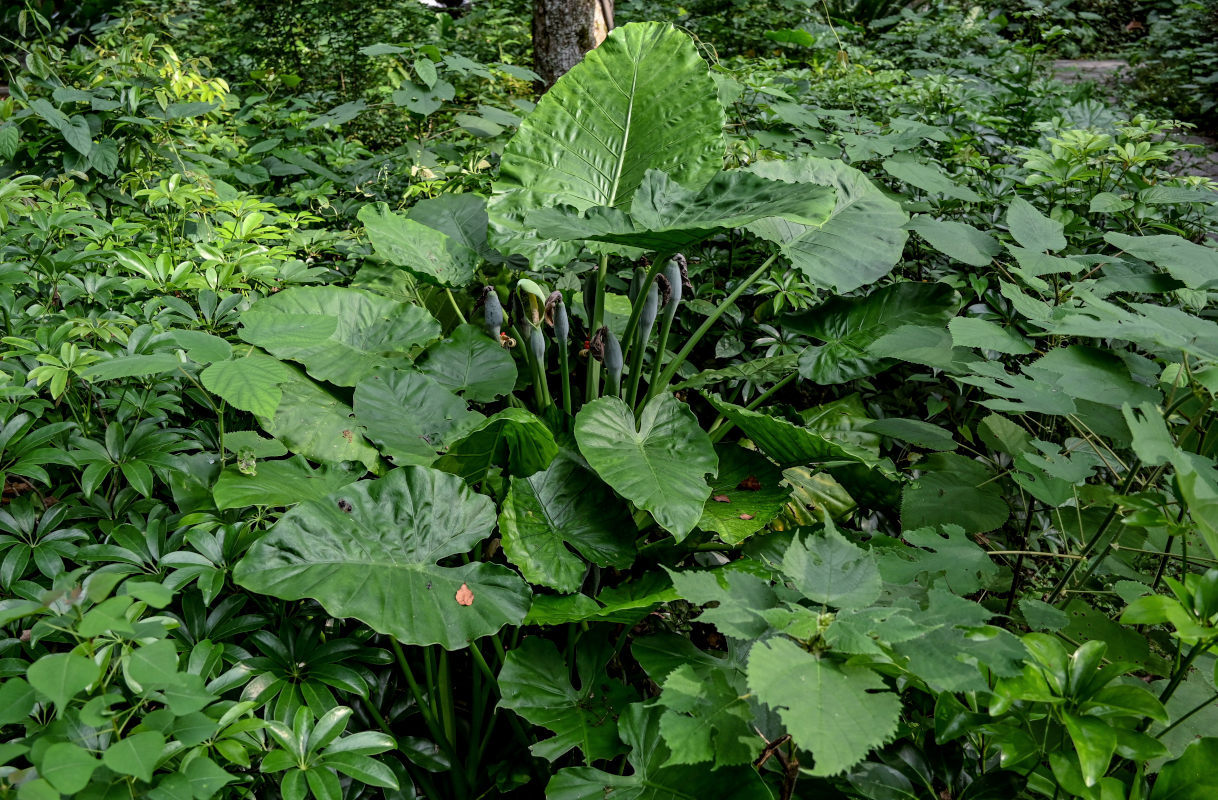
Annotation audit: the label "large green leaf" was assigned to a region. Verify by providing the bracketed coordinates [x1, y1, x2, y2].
[697, 444, 790, 544]
[233, 467, 530, 650]
[258, 366, 381, 472]
[1151, 738, 1218, 800]
[238, 286, 440, 386]
[575, 394, 717, 540]
[1105, 232, 1218, 290]
[745, 157, 908, 293]
[418, 324, 517, 403]
[703, 394, 885, 471]
[358, 202, 476, 288]
[528, 169, 834, 251]
[498, 636, 636, 762]
[547, 704, 771, 800]
[906, 216, 1000, 267]
[489, 22, 725, 264]
[200, 351, 297, 418]
[901, 452, 1010, 534]
[748, 637, 900, 777]
[499, 454, 636, 593]
[435, 408, 558, 482]
[353, 368, 484, 466]
[787, 281, 958, 384]
[213, 456, 362, 510]
[783, 528, 882, 611]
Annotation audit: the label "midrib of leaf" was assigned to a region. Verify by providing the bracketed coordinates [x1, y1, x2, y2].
[607, 41, 643, 208]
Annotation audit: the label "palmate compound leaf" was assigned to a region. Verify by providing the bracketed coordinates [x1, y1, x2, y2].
[489, 22, 725, 265]
[546, 704, 772, 800]
[527, 168, 835, 252]
[237, 286, 441, 386]
[499, 454, 636, 593]
[497, 635, 636, 762]
[744, 157, 909, 293]
[233, 466, 530, 650]
[575, 394, 717, 541]
[747, 637, 900, 777]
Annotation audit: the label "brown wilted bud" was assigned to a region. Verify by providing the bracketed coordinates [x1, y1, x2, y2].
[587, 326, 608, 363]
[544, 291, 563, 325]
[656, 274, 672, 306]
[674, 253, 692, 294]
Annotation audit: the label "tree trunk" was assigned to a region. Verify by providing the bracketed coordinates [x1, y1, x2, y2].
[532, 0, 613, 90]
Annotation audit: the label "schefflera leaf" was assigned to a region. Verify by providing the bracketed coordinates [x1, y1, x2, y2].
[233, 466, 530, 650]
[575, 394, 717, 540]
[489, 21, 725, 264]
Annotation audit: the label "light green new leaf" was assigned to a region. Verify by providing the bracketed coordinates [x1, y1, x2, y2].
[103, 731, 165, 783]
[489, 22, 724, 264]
[358, 202, 476, 288]
[201, 353, 297, 418]
[906, 216, 1000, 267]
[1006, 197, 1066, 253]
[783, 527, 881, 610]
[435, 408, 558, 482]
[789, 281, 958, 385]
[213, 456, 362, 510]
[233, 467, 530, 650]
[238, 286, 440, 386]
[499, 455, 636, 593]
[1105, 232, 1218, 290]
[746, 157, 908, 293]
[27, 653, 100, 715]
[419, 324, 517, 402]
[748, 637, 900, 776]
[167, 329, 233, 364]
[575, 394, 716, 540]
[546, 704, 771, 800]
[498, 637, 635, 762]
[353, 369, 484, 466]
[528, 169, 835, 251]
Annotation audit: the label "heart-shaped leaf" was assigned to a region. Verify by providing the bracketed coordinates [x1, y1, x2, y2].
[575, 394, 716, 540]
[234, 467, 530, 650]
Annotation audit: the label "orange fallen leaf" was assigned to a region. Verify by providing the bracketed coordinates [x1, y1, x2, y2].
[713, 494, 730, 503]
[455, 584, 475, 606]
[739, 513, 754, 520]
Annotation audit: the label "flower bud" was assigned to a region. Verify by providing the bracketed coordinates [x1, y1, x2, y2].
[481, 286, 504, 339]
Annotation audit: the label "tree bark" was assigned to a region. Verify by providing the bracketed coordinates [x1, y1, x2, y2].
[532, 0, 613, 90]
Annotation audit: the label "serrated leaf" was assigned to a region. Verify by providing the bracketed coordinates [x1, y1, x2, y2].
[201, 354, 296, 418]
[906, 216, 999, 267]
[784, 527, 881, 610]
[1006, 197, 1066, 252]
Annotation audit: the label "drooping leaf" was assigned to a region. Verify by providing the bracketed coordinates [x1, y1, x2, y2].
[358, 202, 476, 288]
[1006, 197, 1066, 253]
[353, 369, 484, 466]
[528, 169, 835, 251]
[435, 408, 558, 482]
[498, 636, 636, 762]
[79, 353, 183, 381]
[862, 418, 957, 451]
[233, 467, 530, 649]
[238, 286, 441, 386]
[948, 317, 1034, 355]
[1105, 232, 1218, 290]
[546, 704, 772, 800]
[745, 157, 908, 293]
[906, 216, 1000, 267]
[703, 394, 886, 471]
[418, 324, 518, 402]
[788, 281, 958, 384]
[499, 454, 636, 593]
[201, 352, 297, 418]
[575, 394, 717, 540]
[882, 156, 981, 202]
[489, 22, 725, 264]
[748, 637, 901, 776]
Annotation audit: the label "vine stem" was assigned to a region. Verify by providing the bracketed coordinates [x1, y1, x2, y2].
[651, 252, 779, 399]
